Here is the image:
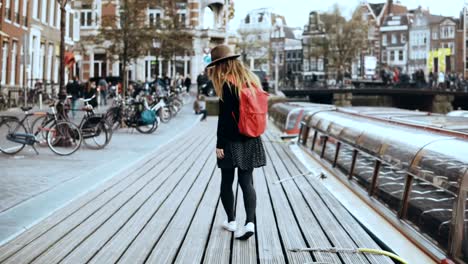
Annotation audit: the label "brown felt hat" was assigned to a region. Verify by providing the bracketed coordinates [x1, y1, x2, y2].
[205, 44, 240, 68]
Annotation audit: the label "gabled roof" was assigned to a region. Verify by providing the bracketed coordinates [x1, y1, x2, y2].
[369, 3, 385, 18]
[428, 15, 445, 24]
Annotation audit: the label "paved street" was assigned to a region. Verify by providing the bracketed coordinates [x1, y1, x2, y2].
[0, 99, 201, 244]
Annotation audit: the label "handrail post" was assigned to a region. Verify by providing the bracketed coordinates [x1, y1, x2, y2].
[333, 141, 341, 168]
[349, 149, 358, 179]
[368, 160, 382, 196]
[311, 130, 318, 151]
[320, 135, 328, 159]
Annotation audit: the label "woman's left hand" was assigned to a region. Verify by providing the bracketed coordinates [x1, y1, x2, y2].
[216, 148, 224, 159]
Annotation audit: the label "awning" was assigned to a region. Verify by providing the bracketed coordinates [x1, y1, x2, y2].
[64, 51, 76, 68]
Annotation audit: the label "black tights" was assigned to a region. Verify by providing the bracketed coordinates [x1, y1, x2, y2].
[220, 168, 256, 224]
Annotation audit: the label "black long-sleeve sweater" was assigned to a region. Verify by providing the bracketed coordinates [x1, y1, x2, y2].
[216, 82, 248, 149]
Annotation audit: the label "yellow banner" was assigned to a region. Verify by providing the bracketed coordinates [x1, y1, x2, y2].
[428, 48, 451, 73]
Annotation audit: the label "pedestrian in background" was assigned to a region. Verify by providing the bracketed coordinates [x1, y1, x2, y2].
[184, 75, 192, 93]
[207, 44, 266, 240]
[66, 77, 82, 119]
[438, 71, 445, 90]
[98, 78, 108, 106]
[193, 95, 207, 121]
[83, 82, 98, 108]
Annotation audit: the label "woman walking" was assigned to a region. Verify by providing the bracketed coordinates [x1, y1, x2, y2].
[206, 44, 266, 240]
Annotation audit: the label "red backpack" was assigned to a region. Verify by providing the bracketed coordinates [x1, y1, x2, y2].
[232, 84, 269, 137]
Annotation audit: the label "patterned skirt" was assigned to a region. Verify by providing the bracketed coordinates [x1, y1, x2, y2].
[217, 137, 267, 170]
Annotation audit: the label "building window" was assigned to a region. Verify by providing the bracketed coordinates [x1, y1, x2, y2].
[382, 51, 387, 62]
[148, 9, 162, 27]
[2, 42, 9, 85]
[41, 0, 46, 22]
[11, 42, 17, 85]
[391, 34, 397, 44]
[80, 10, 95, 27]
[390, 51, 395, 61]
[23, 0, 29, 26]
[382, 34, 387, 46]
[14, 0, 20, 23]
[5, 0, 12, 21]
[401, 34, 406, 44]
[245, 15, 250, 24]
[448, 42, 455, 55]
[49, 0, 54, 26]
[432, 30, 438, 40]
[399, 50, 403, 61]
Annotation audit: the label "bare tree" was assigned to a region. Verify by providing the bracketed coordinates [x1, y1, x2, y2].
[309, 4, 368, 78]
[236, 29, 270, 70]
[97, 0, 153, 97]
[153, 0, 193, 77]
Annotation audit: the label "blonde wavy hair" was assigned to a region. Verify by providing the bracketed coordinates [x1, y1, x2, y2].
[207, 59, 261, 100]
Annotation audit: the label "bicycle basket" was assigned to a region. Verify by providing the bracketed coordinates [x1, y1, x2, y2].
[140, 110, 156, 125]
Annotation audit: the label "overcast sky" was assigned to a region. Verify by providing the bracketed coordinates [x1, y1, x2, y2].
[231, 0, 467, 30]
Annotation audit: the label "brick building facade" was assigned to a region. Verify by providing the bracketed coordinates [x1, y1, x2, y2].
[73, 0, 230, 83]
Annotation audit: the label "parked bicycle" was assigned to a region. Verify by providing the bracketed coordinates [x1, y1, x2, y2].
[105, 95, 158, 134]
[0, 101, 82, 156]
[77, 96, 112, 149]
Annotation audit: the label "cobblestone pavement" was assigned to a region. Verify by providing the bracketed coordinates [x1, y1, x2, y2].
[0, 98, 201, 244]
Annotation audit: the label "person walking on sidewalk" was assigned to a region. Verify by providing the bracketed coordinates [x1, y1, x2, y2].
[98, 78, 108, 106]
[66, 77, 82, 119]
[207, 44, 266, 240]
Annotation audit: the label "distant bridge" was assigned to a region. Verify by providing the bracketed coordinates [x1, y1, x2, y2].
[280, 87, 468, 113]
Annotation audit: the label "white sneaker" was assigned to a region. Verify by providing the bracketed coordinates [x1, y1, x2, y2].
[222, 220, 237, 232]
[235, 222, 255, 240]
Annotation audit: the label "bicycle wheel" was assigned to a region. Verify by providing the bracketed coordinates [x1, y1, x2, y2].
[136, 118, 158, 134]
[31, 115, 53, 147]
[173, 99, 183, 112]
[81, 118, 110, 149]
[105, 108, 121, 131]
[0, 118, 26, 155]
[47, 121, 82, 156]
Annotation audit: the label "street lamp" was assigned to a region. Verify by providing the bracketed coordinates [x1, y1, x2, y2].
[273, 26, 281, 95]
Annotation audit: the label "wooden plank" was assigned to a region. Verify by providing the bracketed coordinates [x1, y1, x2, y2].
[173, 170, 221, 264]
[263, 139, 341, 263]
[252, 167, 285, 264]
[116, 136, 217, 264]
[232, 170, 257, 264]
[3, 128, 211, 264]
[144, 158, 217, 263]
[201, 192, 233, 264]
[261, 140, 314, 263]
[61, 134, 216, 263]
[0, 124, 203, 263]
[266, 133, 370, 264]
[280, 141, 394, 264]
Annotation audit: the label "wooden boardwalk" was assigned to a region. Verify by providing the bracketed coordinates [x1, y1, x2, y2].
[0, 119, 394, 264]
